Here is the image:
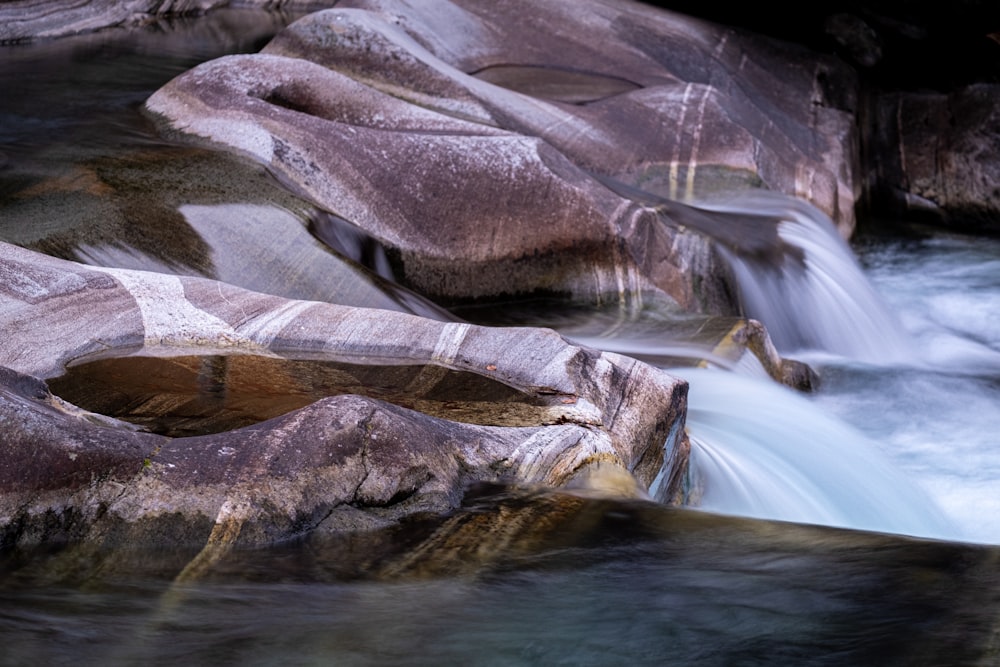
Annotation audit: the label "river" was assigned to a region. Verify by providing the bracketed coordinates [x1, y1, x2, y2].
[1, 9, 999, 665]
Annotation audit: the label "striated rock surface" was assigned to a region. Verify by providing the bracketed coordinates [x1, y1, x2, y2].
[0, 0, 229, 42]
[0, 145, 450, 319]
[143, 0, 861, 316]
[0, 0, 893, 561]
[145, 51, 725, 313]
[267, 2, 859, 230]
[0, 241, 689, 550]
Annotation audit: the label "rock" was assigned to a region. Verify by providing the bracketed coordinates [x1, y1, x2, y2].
[0, 241, 689, 549]
[824, 13, 882, 68]
[507, 308, 806, 388]
[0, 146, 450, 320]
[144, 51, 732, 314]
[299, 2, 859, 230]
[0, 0, 228, 42]
[867, 84, 1000, 232]
[143, 1, 861, 315]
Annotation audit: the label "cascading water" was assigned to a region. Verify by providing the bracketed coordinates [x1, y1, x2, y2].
[702, 192, 915, 364]
[564, 191, 980, 543]
[628, 194, 1000, 544]
[805, 232, 1000, 544]
[674, 366, 960, 541]
[5, 11, 1000, 665]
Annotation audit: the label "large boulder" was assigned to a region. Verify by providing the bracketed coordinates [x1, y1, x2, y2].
[273, 2, 860, 230]
[143, 0, 860, 317]
[0, 241, 689, 550]
[146, 50, 736, 313]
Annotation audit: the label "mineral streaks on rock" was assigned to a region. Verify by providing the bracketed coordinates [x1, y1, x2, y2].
[870, 85, 1000, 232]
[145, 1, 857, 310]
[0, 243, 689, 549]
[0, 0, 225, 43]
[146, 52, 690, 308]
[270, 3, 857, 228]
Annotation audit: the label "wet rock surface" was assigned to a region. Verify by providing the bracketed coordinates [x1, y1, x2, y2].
[0, 145, 448, 318]
[146, 1, 859, 311]
[5, 0, 978, 556]
[0, 242, 688, 549]
[1, 4, 999, 661]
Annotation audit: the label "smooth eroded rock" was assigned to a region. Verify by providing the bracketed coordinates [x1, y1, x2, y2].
[0, 242, 690, 549]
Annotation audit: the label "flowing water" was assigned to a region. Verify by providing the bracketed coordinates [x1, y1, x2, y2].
[2, 10, 1000, 665]
[805, 231, 1000, 545]
[681, 366, 958, 540]
[703, 192, 916, 364]
[651, 196, 999, 545]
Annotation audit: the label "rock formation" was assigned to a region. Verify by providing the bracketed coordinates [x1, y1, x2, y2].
[8, 0, 990, 558]
[145, 2, 859, 314]
[867, 85, 1000, 233]
[0, 0, 233, 42]
[0, 241, 689, 550]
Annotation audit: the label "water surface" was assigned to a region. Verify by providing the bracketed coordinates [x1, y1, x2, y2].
[2, 10, 1000, 665]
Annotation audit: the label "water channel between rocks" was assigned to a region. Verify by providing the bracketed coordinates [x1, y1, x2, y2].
[2, 8, 1000, 666]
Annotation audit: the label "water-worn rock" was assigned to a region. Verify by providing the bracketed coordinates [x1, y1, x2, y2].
[0, 0, 228, 42]
[0, 242, 689, 550]
[143, 0, 860, 314]
[147, 52, 734, 313]
[271, 2, 860, 229]
[0, 146, 449, 319]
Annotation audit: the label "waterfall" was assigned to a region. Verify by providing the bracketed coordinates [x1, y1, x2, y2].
[702, 193, 915, 364]
[677, 367, 961, 541]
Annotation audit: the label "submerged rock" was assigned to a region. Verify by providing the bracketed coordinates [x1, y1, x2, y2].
[0, 242, 689, 550]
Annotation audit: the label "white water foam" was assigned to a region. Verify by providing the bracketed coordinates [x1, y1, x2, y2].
[806, 233, 1000, 544]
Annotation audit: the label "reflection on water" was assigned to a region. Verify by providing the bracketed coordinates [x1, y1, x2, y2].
[4, 8, 1000, 665]
[47, 353, 551, 436]
[0, 8, 300, 154]
[2, 491, 999, 666]
[0, 10, 453, 321]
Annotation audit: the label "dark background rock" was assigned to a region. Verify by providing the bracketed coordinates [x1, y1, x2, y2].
[648, 0, 1000, 90]
[865, 84, 1000, 233]
[645, 0, 1000, 233]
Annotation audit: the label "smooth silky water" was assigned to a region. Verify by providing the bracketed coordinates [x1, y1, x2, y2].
[804, 231, 1000, 545]
[3, 12, 1000, 666]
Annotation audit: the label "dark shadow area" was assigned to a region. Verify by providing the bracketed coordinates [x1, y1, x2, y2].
[48, 354, 553, 437]
[2, 486, 999, 665]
